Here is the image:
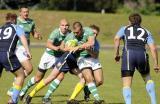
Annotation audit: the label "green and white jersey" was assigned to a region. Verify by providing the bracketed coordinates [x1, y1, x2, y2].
[46, 28, 71, 57]
[64, 27, 94, 57]
[79, 27, 94, 57]
[16, 17, 35, 46]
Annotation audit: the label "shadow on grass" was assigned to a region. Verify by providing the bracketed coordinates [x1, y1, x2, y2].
[31, 95, 124, 104]
[34, 94, 69, 98]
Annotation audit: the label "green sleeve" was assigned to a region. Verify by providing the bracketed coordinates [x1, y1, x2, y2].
[48, 29, 58, 42]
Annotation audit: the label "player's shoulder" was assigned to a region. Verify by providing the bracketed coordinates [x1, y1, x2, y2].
[119, 26, 127, 30]
[52, 28, 60, 34]
[83, 27, 93, 35]
[26, 18, 34, 23]
[83, 27, 92, 31]
[49, 28, 60, 36]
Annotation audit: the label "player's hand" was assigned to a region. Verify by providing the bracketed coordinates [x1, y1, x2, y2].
[82, 43, 92, 50]
[115, 55, 120, 62]
[34, 32, 42, 40]
[154, 66, 160, 73]
[27, 51, 32, 59]
[70, 46, 79, 53]
[55, 46, 60, 51]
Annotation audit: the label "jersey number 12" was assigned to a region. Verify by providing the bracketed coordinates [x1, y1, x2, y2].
[127, 27, 145, 41]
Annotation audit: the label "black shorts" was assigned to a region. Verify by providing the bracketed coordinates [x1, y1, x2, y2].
[0, 52, 21, 73]
[121, 50, 150, 77]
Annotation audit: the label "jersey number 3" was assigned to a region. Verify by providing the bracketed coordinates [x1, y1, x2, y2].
[0, 27, 13, 40]
[127, 27, 145, 41]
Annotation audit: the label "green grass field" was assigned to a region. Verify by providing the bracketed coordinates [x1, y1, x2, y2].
[0, 10, 160, 44]
[0, 10, 160, 103]
[0, 48, 160, 104]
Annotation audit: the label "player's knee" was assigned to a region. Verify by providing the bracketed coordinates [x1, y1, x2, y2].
[27, 66, 33, 74]
[85, 75, 94, 83]
[96, 80, 103, 86]
[35, 76, 42, 83]
[22, 62, 33, 75]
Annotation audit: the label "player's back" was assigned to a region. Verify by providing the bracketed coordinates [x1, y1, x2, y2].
[124, 25, 148, 51]
[0, 22, 19, 53]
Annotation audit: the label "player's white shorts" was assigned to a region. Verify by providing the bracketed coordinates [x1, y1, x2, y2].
[38, 52, 58, 70]
[77, 57, 102, 71]
[15, 46, 29, 62]
[38, 52, 69, 71]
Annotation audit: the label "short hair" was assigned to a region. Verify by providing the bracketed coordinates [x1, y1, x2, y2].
[90, 24, 100, 32]
[73, 21, 83, 30]
[5, 13, 17, 21]
[19, 5, 29, 11]
[129, 13, 142, 26]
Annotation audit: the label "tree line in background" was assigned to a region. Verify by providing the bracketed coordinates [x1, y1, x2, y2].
[1, 0, 160, 15]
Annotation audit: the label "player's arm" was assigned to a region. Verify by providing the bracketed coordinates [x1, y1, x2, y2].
[114, 35, 121, 62]
[46, 40, 60, 51]
[16, 26, 31, 59]
[31, 22, 42, 40]
[147, 32, 159, 72]
[70, 36, 95, 53]
[114, 26, 125, 62]
[59, 41, 72, 52]
[46, 30, 60, 51]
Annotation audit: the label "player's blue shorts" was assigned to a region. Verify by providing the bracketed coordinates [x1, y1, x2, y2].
[53, 52, 78, 72]
[0, 52, 21, 73]
[121, 50, 150, 77]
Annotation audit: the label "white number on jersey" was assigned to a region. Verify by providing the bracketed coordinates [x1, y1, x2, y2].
[127, 27, 145, 41]
[3, 27, 13, 39]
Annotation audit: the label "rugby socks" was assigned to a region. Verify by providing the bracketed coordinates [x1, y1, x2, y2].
[44, 79, 61, 98]
[29, 80, 45, 97]
[123, 87, 131, 104]
[69, 82, 84, 100]
[87, 82, 100, 100]
[11, 84, 21, 103]
[146, 80, 156, 104]
[20, 77, 35, 96]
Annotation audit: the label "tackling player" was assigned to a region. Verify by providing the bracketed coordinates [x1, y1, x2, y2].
[19, 19, 71, 100]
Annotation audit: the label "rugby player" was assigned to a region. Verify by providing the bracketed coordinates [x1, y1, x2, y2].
[114, 13, 159, 104]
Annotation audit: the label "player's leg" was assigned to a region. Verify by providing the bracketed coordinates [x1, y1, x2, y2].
[142, 74, 156, 104]
[3, 53, 25, 104]
[8, 67, 25, 103]
[138, 53, 156, 104]
[7, 47, 32, 96]
[19, 69, 46, 100]
[25, 67, 61, 104]
[122, 72, 133, 104]
[121, 50, 135, 104]
[16, 46, 33, 76]
[82, 68, 103, 103]
[93, 68, 103, 86]
[83, 68, 104, 101]
[69, 69, 85, 101]
[84, 59, 103, 101]
[19, 52, 55, 99]
[77, 57, 102, 103]
[43, 72, 65, 103]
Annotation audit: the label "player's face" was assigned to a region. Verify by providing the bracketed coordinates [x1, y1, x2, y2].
[20, 8, 29, 19]
[60, 21, 69, 34]
[73, 25, 82, 37]
[93, 29, 99, 37]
